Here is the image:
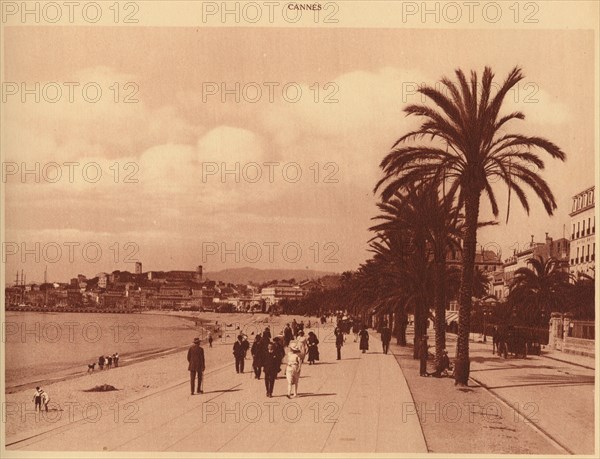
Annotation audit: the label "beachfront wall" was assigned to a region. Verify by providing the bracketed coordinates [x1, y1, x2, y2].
[548, 313, 595, 358]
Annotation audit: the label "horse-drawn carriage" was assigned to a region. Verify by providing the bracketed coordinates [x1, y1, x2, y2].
[493, 325, 544, 359]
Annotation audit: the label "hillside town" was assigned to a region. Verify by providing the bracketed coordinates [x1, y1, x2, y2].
[6, 186, 595, 360]
[5, 262, 342, 314]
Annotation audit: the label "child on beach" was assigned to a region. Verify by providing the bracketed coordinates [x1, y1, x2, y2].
[40, 389, 50, 412]
[32, 387, 43, 411]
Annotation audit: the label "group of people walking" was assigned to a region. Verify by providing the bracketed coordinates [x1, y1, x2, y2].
[186, 316, 399, 399]
[97, 352, 119, 371]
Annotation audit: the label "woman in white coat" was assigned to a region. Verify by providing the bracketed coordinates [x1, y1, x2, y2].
[285, 342, 302, 398]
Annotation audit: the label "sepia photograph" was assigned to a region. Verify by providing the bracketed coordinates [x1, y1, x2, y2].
[1, 1, 598, 457]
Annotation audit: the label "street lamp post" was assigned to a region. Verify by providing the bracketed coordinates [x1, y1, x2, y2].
[483, 307, 489, 343]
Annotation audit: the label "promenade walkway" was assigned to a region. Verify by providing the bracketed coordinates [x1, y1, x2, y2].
[7, 316, 426, 453]
[388, 327, 595, 455]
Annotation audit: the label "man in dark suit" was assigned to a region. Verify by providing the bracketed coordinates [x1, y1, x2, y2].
[233, 335, 246, 373]
[335, 327, 344, 360]
[381, 324, 392, 354]
[187, 337, 205, 394]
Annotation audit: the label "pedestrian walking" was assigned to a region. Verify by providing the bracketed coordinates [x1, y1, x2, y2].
[359, 325, 369, 353]
[286, 342, 302, 398]
[291, 319, 298, 338]
[263, 343, 280, 397]
[418, 335, 429, 377]
[33, 387, 43, 412]
[251, 334, 265, 379]
[381, 324, 392, 354]
[352, 322, 360, 342]
[335, 326, 344, 360]
[296, 330, 308, 363]
[242, 335, 250, 359]
[307, 331, 320, 365]
[114, 353, 119, 367]
[272, 336, 285, 375]
[283, 324, 293, 347]
[187, 337, 206, 394]
[98, 355, 105, 370]
[233, 335, 246, 373]
[107, 355, 113, 369]
[208, 332, 213, 348]
[262, 326, 272, 341]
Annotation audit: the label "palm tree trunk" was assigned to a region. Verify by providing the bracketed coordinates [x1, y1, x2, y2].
[394, 307, 408, 345]
[433, 257, 447, 375]
[454, 191, 481, 386]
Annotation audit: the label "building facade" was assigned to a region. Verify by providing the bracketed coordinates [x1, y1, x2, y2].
[569, 186, 595, 278]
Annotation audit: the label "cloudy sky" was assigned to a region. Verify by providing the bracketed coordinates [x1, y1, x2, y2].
[2, 26, 595, 282]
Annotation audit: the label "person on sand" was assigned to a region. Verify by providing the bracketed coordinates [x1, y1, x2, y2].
[107, 355, 113, 369]
[285, 342, 302, 398]
[263, 343, 280, 397]
[33, 387, 43, 412]
[40, 388, 50, 412]
[359, 325, 369, 353]
[187, 337, 205, 395]
[114, 353, 119, 367]
[98, 355, 105, 370]
[335, 326, 344, 360]
[233, 335, 246, 373]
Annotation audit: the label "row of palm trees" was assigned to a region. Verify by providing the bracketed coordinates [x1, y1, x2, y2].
[289, 66, 567, 387]
[365, 65, 566, 386]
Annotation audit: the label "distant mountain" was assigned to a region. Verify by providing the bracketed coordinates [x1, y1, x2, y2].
[202, 267, 339, 285]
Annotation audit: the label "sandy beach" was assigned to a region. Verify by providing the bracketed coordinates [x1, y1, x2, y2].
[4, 312, 312, 444]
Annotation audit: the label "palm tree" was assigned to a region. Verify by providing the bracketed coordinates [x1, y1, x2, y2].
[371, 184, 463, 371]
[508, 256, 572, 326]
[375, 66, 566, 385]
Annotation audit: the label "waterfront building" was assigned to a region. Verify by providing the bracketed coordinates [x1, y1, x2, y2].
[569, 186, 595, 278]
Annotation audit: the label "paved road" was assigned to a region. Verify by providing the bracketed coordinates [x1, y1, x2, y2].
[445, 333, 595, 454]
[8, 317, 426, 453]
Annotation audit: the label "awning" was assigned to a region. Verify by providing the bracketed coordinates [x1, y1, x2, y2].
[445, 311, 459, 324]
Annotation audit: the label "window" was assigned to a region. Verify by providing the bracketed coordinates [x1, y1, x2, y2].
[588, 218, 591, 235]
[577, 222, 580, 238]
[572, 199, 577, 212]
[584, 194, 588, 206]
[576, 247, 579, 264]
[572, 224, 576, 240]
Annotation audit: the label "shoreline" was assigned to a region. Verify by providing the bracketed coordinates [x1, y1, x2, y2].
[4, 312, 287, 445]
